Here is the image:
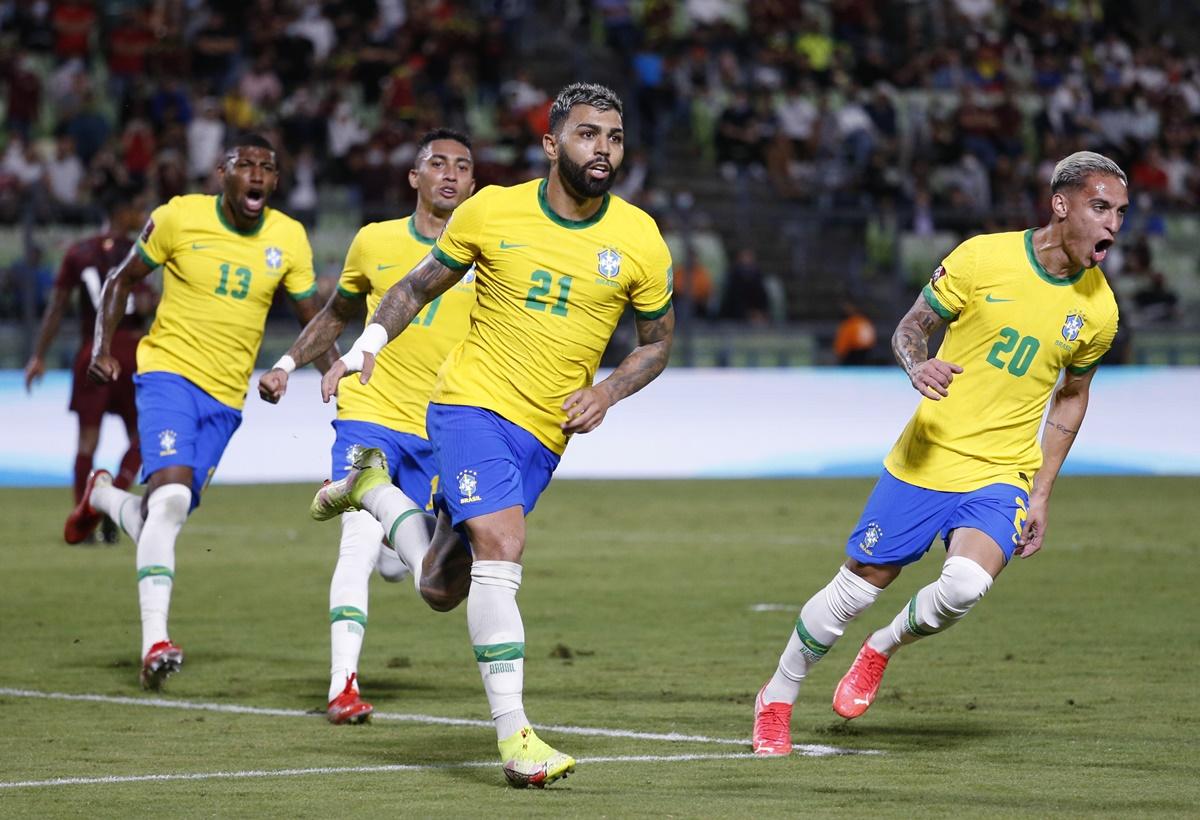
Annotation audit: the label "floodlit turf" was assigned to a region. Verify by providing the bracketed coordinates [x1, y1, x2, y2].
[1, 477, 1198, 817]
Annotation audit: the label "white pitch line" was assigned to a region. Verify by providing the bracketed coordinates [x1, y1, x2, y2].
[0, 753, 759, 791]
[0, 687, 879, 759]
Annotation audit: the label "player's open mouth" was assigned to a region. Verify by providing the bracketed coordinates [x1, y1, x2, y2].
[586, 163, 611, 179]
[1093, 238, 1112, 263]
[438, 186, 458, 198]
[243, 189, 265, 215]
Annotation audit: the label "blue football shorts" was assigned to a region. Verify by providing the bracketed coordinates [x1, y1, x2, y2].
[844, 469, 1030, 566]
[135, 372, 242, 510]
[425, 403, 561, 527]
[330, 419, 437, 512]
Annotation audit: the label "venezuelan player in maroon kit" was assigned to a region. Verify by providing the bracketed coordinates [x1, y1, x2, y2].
[25, 186, 155, 543]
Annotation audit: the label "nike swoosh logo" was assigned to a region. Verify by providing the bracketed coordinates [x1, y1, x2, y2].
[377, 263, 403, 271]
[191, 243, 211, 250]
[854, 698, 870, 705]
[985, 295, 1015, 303]
[499, 240, 528, 249]
[479, 649, 512, 660]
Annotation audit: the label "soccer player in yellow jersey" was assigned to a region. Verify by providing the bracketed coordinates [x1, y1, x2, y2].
[69, 134, 332, 690]
[317, 83, 675, 787]
[256, 129, 476, 724]
[751, 151, 1129, 756]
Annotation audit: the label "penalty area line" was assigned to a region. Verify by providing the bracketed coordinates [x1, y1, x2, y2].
[0, 687, 880, 759]
[0, 753, 760, 791]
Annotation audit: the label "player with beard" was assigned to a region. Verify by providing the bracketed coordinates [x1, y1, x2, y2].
[69, 133, 334, 689]
[257, 129, 476, 724]
[751, 152, 1128, 755]
[314, 83, 675, 787]
[26, 184, 154, 544]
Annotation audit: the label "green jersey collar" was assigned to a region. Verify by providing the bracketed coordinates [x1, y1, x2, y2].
[537, 178, 610, 229]
[216, 195, 265, 236]
[1025, 229, 1084, 286]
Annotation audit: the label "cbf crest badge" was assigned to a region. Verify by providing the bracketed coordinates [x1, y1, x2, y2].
[457, 469, 481, 503]
[158, 429, 177, 456]
[1062, 312, 1085, 342]
[265, 246, 283, 271]
[859, 521, 883, 556]
[597, 247, 622, 279]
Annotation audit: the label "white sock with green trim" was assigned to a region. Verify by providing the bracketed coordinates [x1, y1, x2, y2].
[92, 484, 145, 542]
[359, 485, 432, 590]
[468, 560, 527, 741]
[868, 556, 993, 657]
[762, 566, 883, 705]
[328, 511, 382, 702]
[136, 484, 191, 658]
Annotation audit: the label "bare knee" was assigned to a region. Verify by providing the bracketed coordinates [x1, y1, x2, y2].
[844, 558, 901, 589]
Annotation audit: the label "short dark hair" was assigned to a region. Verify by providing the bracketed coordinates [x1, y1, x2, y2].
[548, 82, 623, 136]
[99, 182, 144, 217]
[223, 132, 276, 156]
[417, 127, 472, 156]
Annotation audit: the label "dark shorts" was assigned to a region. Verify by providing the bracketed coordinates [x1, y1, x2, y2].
[70, 334, 139, 426]
[135, 372, 242, 510]
[844, 469, 1029, 566]
[426, 403, 561, 527]
[330, 419, 437, 512]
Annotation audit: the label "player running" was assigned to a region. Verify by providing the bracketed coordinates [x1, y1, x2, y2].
[68, 133, 333, 689]
[26, 185, 155, 544]
[317, 83, 675, 787]
[751, 151, 1128, 755]
[257, 129, 476, 724]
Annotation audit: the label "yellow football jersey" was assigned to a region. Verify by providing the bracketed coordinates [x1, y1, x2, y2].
[136, 194, 316, 409]
[336, 216, 475, 436]
[431, 178, 673, 453]
[885, 229, 1118, 492]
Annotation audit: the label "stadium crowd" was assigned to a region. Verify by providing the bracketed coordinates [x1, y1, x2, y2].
[0, 0, 1194, 330]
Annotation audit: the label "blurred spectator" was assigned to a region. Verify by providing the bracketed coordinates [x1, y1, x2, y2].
[187, 99, 226, 183]
[5, 55, 43, 141]
[45, 134, 88, 223]
[833, 301, 878, 365]
[52, 0, 95, 62]
[720, 248, 771, 326]
[674, 248, 715, 320]
[1133, 272, 1180, 326]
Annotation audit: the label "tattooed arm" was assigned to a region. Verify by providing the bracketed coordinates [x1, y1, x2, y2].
[892, 294, 962, 400]
[258, 290, 364, 403]
[563, 305, 675, 434]
[1017, 366, 1096, 558]
[320, 253, 464, 401]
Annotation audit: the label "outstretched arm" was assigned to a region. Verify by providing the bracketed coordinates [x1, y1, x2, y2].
[320, 253, 464, 401]
[88, 246, 155, 384]
[1017, 367, 1096, 558]
[892, 294, 962, 400]
[563, 305, 675, 434]
[258, 290, 364, 403]
[24, 286, 72, 392]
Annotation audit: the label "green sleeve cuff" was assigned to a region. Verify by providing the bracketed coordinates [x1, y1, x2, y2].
[635, 299, 673, 321]
[1067, 360, 1100, 375]
[432, 245, 472, 273]
[922, 283, 956, 321]
[136, 243, 160, 269]
[287, 285, 318, 301]
[337, 285, 367, 300]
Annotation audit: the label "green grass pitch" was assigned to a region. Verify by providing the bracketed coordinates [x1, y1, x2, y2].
[1, 477, 1198, 817]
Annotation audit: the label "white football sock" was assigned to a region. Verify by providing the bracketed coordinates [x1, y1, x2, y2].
[360, 484, 432, 589]
[328, 510, 383, 702]
[762, 566, 883, 705]
[868, 555, 993, 656]
[468, 560, 528, 740]
[136, 484, 191, 657]
[92, 484, 145, 542]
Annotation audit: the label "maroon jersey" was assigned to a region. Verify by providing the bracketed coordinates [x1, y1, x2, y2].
[54, 233, 151, 340]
